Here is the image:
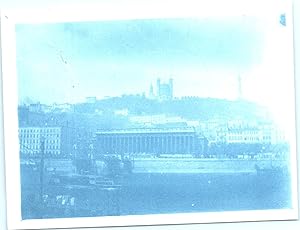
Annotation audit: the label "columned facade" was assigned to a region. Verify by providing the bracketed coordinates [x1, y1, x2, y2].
[95, 128, 205, 156]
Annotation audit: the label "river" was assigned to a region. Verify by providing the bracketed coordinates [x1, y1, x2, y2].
[21, 169, 292, 219]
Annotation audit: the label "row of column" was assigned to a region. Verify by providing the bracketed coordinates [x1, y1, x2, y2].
[96, 134, 198, 154]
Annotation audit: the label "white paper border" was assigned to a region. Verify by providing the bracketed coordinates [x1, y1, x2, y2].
[1, 0, 298, 229]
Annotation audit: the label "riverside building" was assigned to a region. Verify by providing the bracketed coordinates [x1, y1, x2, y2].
[18, 126, 74, 158]
[95, 127, 207, 157]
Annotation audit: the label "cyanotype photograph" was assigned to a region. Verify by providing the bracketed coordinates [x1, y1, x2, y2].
[1, 1, 298, 229]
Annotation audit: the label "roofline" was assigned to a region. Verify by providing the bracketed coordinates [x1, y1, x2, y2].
[96, 128, 196, 135]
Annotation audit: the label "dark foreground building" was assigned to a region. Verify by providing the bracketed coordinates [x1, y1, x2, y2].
[95, 128, 207, 157]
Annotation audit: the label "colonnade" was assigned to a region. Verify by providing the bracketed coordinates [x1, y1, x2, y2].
[96, 133, 200, 155]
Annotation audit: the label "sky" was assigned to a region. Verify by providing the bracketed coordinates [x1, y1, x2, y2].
[16, 17, 264, 103]
[15, 8, 295, 133]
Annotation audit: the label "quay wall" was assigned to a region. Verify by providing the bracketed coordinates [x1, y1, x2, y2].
[132, 158, 288, 174]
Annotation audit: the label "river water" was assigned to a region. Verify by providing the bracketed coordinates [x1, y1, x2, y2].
[118, 172, 291, 215]
[21, 169, 292, 219]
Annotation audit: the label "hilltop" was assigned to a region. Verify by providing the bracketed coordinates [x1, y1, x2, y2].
[73, 95, 269, 121]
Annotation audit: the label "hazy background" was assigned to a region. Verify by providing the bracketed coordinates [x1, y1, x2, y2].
[15, 3, 295, 135]
[16, 18, 263, 103]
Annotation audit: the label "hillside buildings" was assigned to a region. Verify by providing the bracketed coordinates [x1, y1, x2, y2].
[129, 114, 190, 127]
[17, 75, 288, 159]
[200, 120, 286, 145]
